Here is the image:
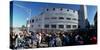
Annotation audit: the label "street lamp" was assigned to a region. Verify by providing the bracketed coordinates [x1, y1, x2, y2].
[26, 18, 30, 33]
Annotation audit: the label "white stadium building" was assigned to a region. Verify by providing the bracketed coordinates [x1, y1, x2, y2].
[26, 5, 88, 32]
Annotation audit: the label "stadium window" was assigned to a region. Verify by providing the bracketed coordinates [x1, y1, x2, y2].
[72, 18, 77, 20]
[66, 18, 71, 20]
[51, 17, 57, 19]
[59, 25, 64, 28]
[53, 8, 55, 11]
[32, 19, 34, 23]
[46, 9, 49, 11]
[60, 8, 63, 11]
[66, 25, 71, 28]
[44, 24, 49, 28]
[51, 24, 56, 28]
[67, 9, 69, 11]
[59, 17, 64, 19]
[73, 25, 77, 28]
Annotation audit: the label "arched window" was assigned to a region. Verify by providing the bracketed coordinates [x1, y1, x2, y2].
[32, 19, 34, 23]
[53, 8, 55, 11]
[67, 9, 69, 11]
[46, 9, 49, 11]
[60, 8, 63, 11]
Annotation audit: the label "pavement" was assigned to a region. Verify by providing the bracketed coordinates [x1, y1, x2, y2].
[32, 43, 48, 48]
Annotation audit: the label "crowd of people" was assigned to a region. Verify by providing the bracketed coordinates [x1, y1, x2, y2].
[10, 29, 97, 49]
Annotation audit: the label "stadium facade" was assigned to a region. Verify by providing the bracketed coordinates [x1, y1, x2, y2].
[26, 5, 88, 32]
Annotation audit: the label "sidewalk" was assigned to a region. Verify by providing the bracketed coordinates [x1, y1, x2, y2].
[32, 43, 48, 48]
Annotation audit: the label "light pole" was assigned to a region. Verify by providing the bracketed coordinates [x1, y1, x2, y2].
[14, 3, 31, 33]
[26, 18, 30, 33]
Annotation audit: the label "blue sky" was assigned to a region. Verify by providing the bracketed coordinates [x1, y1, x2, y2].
[11, 1, 97, 27]
[87, 5, 97, 25]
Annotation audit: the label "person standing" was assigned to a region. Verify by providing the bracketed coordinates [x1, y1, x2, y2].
[75, 34, 84, 45]
[10, 32, 18, 49]
[55, 35, 62, 47]
[36, 32, 42, 48]
[16, 32, 25, 48]
[62, 34, 70, 46]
